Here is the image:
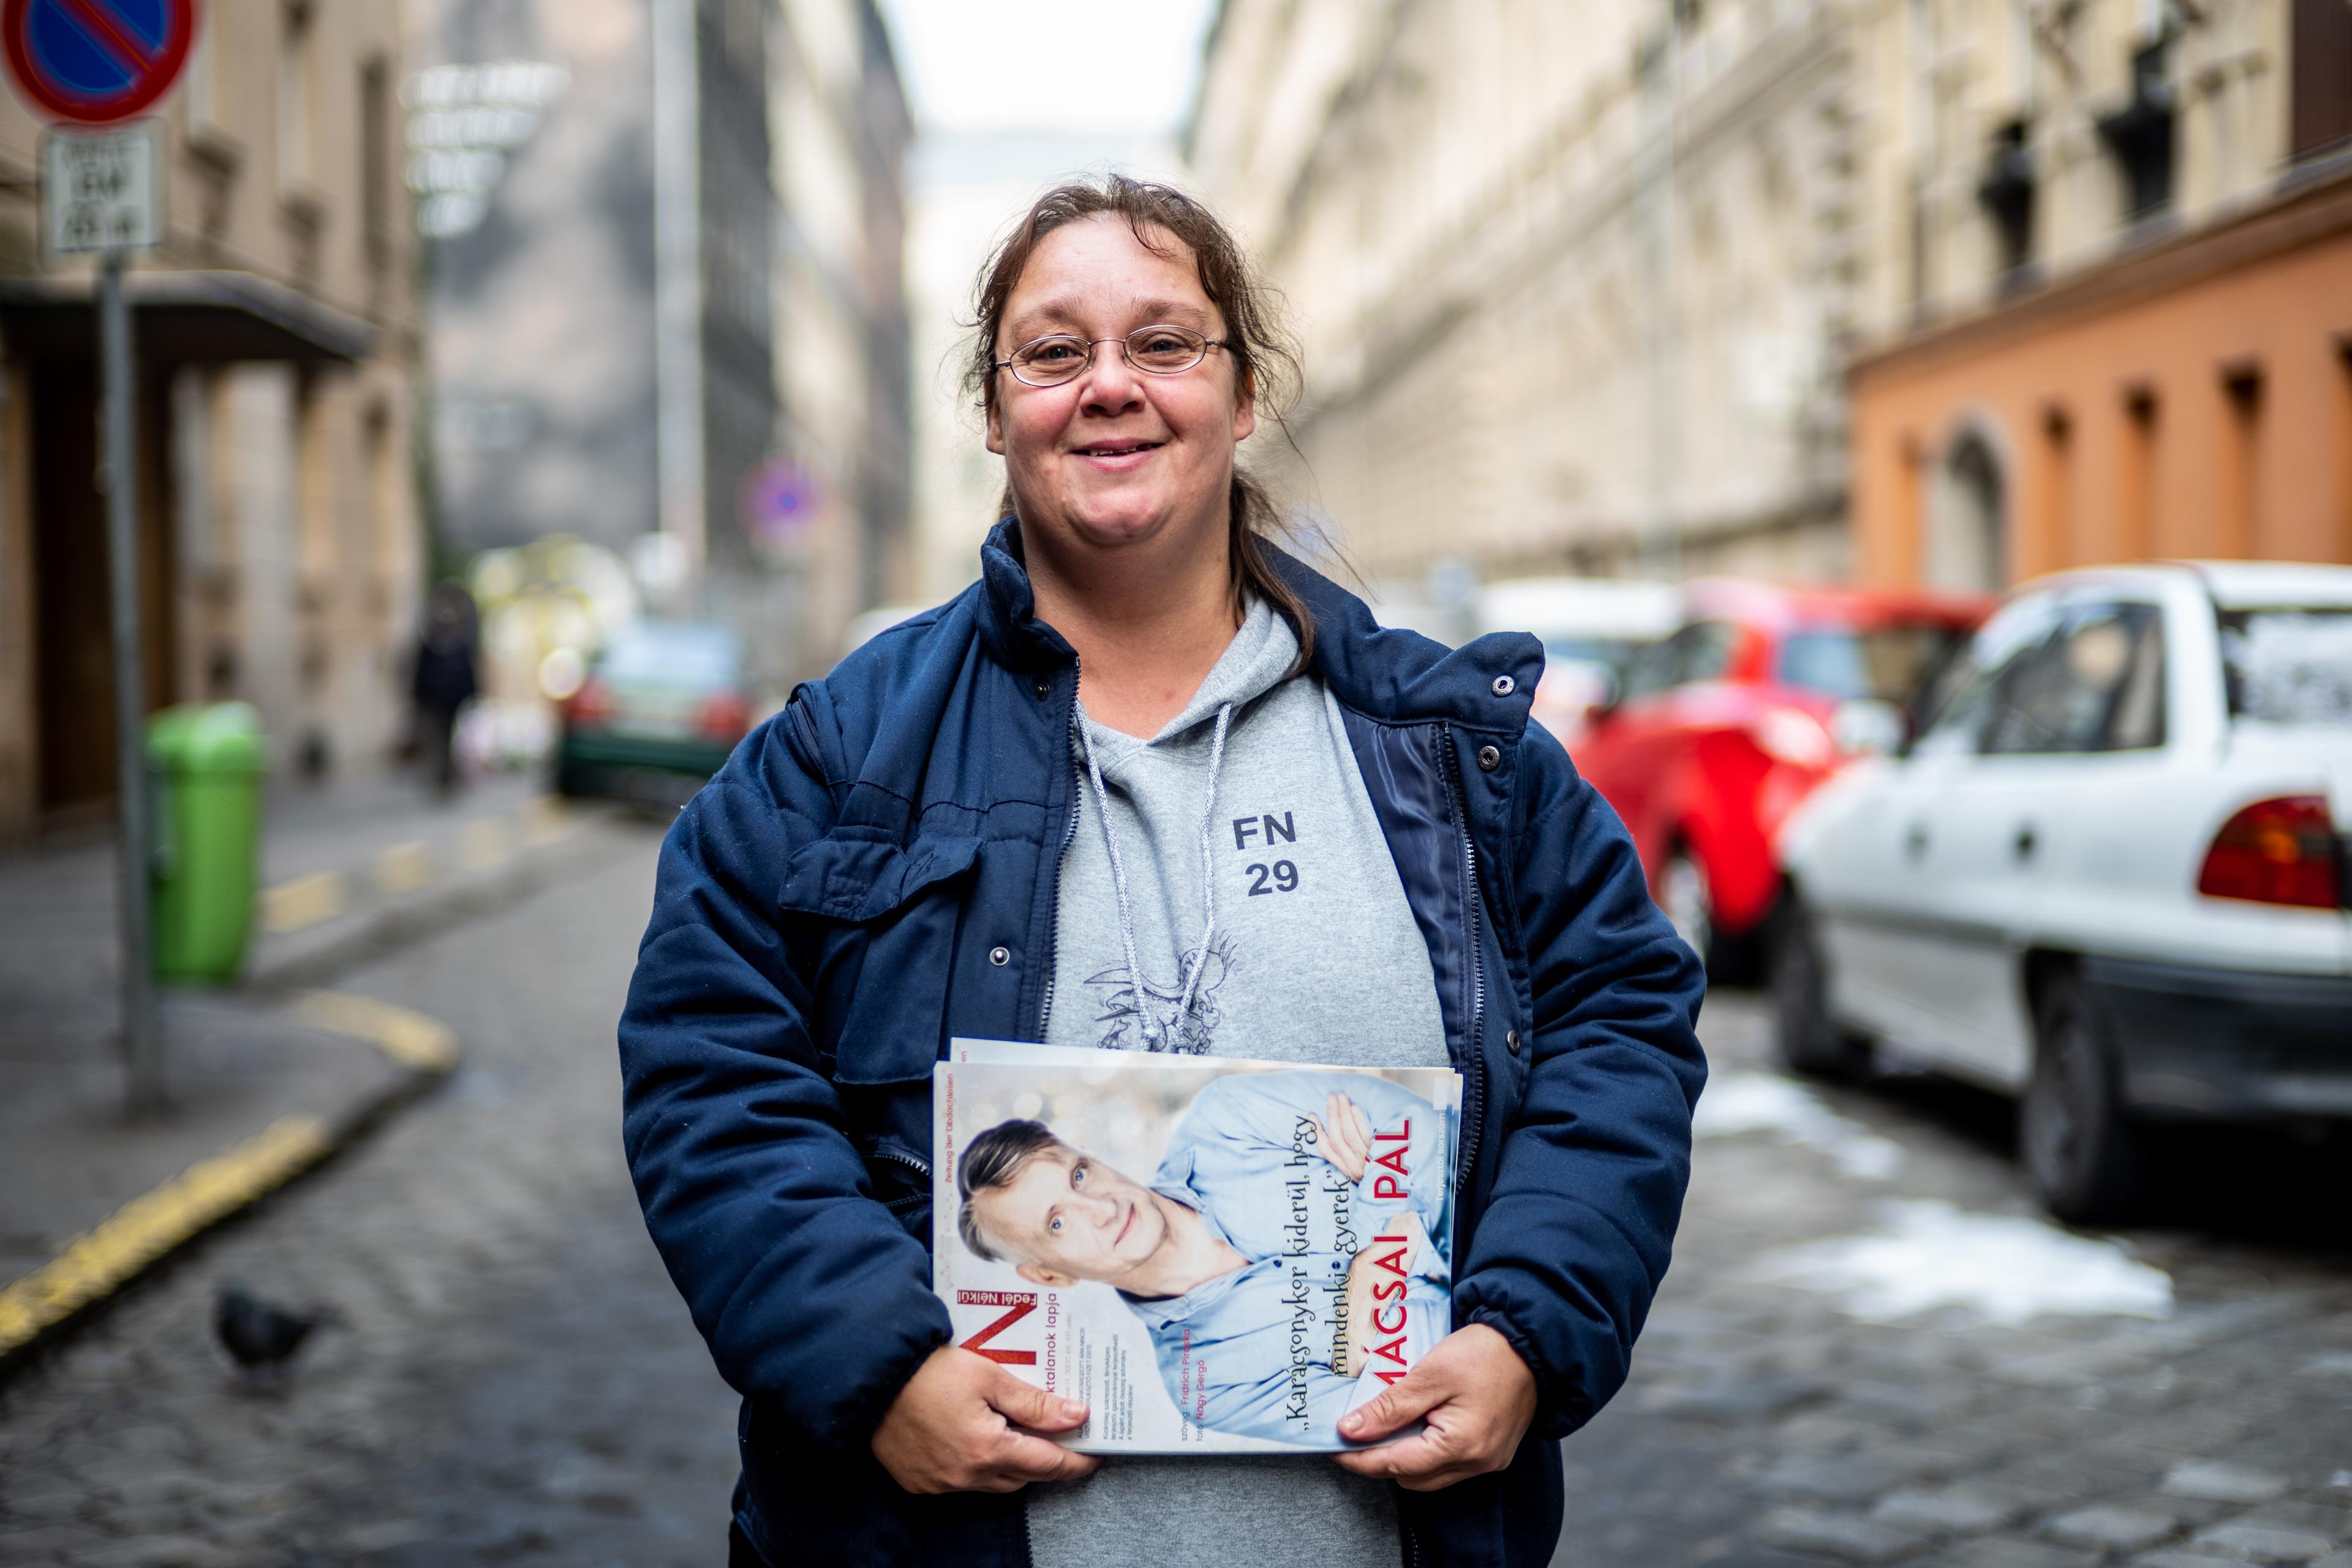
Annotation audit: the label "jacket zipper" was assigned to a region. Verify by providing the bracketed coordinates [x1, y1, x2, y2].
[1438, 724, 1488, 1197]
[1033, 668, 1083, 1039]
[868, 1143, 932, 1185]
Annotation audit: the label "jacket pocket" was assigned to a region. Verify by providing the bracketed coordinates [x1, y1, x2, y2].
[777, 831, 982, 1085]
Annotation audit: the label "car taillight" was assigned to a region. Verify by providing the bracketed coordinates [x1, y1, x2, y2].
[2195, 796, 2341, 910]
[563, 676, 614, 730]
[696, 691, 750, 741]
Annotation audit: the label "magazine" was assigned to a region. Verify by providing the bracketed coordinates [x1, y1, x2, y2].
[933, 1038, 1461, 1454]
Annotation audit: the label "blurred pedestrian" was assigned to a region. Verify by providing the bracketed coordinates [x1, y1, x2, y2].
[410, 582, 478, 799]
[620, 175, 1706, 1568]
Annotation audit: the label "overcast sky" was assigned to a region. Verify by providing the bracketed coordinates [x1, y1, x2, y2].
[873, 0, 1219, 138]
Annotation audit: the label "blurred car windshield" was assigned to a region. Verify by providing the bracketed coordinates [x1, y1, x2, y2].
[2218, 609, 2352, 725]
[598, 624, 741, 690]
[1545, 636, 1647, 671]
[1779, 624, 1968, 707]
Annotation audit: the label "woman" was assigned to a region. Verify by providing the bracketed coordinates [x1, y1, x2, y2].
[620, 176, 1705, 1568]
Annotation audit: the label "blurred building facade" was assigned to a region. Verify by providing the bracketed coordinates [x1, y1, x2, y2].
[0, 4, 419, 842]
[763, 0, 914, 674]
[1189, 0, 1864, 589]
[420, 0, 911, 691]
[1848, 0, 2352, 586]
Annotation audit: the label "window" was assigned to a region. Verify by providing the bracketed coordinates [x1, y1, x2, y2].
[1779, 624, 1971, 711]
[1982, 603, 2166, 754]
[2097, 42, 2175, 221]
[361, 58, 392, 266]
[279, 2, 315, 189]
[2218, 609, 2352, 725]
[2291, 0, 2352, 162]
[1977, 119, 2035, 281]
[1618, 621, 1737, 702]
[1911, 599, 2064, 756]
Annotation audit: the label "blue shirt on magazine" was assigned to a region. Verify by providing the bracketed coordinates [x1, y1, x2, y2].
[1119, 1069, 1455, 1446]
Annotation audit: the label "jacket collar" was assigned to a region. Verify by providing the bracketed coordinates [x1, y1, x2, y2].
[976, 516, 1541, 734]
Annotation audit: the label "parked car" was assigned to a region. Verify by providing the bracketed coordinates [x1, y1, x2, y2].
[1476, 576, 1683, 745]
[1774, 562, 2352, 1222]
[1575, 578, 1991, 978]
[553, 620, 752, 809]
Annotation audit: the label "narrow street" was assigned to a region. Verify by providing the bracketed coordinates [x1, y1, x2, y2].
[2, 823, 2348, 1568]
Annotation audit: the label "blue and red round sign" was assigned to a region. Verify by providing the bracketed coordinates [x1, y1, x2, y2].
[4, 0, 197, 125]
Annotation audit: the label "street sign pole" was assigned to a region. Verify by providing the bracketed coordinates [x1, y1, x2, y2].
[98, 245, 161, 1115]
[7, 0, 205, 1118]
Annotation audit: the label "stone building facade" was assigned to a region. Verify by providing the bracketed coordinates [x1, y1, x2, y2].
[1845, 0, 2352, 586]
[0, 2, 419, 841]
[764, 0, 914, 676]
[1188, 0, 1868, 590]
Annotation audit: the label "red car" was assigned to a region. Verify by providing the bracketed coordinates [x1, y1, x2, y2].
[1574, 578, 1992, 979]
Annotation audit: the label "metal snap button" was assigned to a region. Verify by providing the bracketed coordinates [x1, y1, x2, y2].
[1477, 744, 1501, 772]
[989, 946, 1011, 967]
[1506, 1028, 1521, 1055]
[1033, 677, 1050, 699]
[1491, 675, 1515, 697]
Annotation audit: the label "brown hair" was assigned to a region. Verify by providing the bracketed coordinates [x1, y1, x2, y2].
[956, 1118, 1066, 1263]
[963, 175, 1315, 671]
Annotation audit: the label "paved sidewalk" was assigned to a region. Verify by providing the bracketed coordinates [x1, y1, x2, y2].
[0, 765, 624, 1367]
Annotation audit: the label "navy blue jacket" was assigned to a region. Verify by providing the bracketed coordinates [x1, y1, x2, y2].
[619, 522, 1706, 1568]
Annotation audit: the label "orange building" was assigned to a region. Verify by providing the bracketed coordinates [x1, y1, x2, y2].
[1852, 171, 2352, 587]
[1845, 0, 2352, 588]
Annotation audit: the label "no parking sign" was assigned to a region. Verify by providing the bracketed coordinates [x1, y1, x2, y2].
[3, 0, 197, 125]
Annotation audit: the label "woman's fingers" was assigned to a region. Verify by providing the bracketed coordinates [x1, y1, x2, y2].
[990, 1429, 1100, 1487]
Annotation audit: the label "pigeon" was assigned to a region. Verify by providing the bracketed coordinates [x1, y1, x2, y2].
[214, 1282, 336, 1379]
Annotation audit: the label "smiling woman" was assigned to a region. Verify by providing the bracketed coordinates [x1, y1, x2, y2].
[617, 172, 1706, 1568]
[964, 178, 1308, 736]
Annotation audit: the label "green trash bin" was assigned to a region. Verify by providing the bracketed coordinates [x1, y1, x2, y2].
[146, 703, 267, 983]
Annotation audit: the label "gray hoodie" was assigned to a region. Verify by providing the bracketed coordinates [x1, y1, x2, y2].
[1030, 596, 1449, 1568]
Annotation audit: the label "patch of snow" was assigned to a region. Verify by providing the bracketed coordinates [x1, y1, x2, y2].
[1693, 1072, 1903, 1181]
[1752, 1200, 2174, 1326]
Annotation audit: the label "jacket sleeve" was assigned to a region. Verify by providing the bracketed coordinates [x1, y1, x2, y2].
[1452, 720, 1706, 1440]
[617, 704, 953, 1455]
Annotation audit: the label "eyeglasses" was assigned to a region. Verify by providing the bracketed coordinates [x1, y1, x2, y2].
[993, 326, 1229, 388]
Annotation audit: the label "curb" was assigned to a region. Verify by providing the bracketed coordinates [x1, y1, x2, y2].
[246, 804, 625, 995]
[0, 993, 459, 1379]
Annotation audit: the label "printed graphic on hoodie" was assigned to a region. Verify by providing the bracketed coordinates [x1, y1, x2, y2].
[1085, 935, 1238, 1054]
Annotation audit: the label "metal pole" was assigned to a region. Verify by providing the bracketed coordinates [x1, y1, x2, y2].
[100, 249, 162, 1116]
[651, 0, 706, 614]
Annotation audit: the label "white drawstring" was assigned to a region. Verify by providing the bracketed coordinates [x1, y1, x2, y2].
[1076, 701, 1234, 1052]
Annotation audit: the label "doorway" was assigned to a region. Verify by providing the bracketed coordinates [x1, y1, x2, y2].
[30, 359, 175, 816]
[1928, 428, 2008, 592]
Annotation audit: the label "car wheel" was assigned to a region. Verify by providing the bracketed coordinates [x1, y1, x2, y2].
[2020, 972, 2147, 1226]
[1660, 850, 1714, 965]
[1770, 895, 1869, 1079]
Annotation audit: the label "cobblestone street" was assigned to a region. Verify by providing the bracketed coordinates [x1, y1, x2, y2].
[1, 823, 2348, 1567]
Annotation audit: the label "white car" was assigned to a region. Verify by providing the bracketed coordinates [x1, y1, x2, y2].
[1774, 562, 2352, 1223]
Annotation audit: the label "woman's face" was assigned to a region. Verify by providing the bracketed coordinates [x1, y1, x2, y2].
[986, 214, 1254, 561]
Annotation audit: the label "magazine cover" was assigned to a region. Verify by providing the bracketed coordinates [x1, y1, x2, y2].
[933, 1039, 1461, 1454]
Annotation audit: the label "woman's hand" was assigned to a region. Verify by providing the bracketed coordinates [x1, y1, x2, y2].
[871, 1346, 1100, 1494]
[1332, 1324, 1537, 1491]
[1310, 1091, 1375, 1182]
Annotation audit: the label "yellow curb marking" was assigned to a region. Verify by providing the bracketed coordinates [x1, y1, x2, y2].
[457, 816, 508, 872]
[260, 871, 345, 934]
[375, 840, 434, 895]
[0, 1116, 334, 1353]
[290, 990, 461, 1074]
[522, 794, 571, 848]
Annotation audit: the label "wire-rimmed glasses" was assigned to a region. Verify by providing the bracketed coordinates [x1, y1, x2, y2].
[993, 325, 1229, 388]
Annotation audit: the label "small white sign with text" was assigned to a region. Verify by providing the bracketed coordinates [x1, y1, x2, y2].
[44, 123, 160, 256]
